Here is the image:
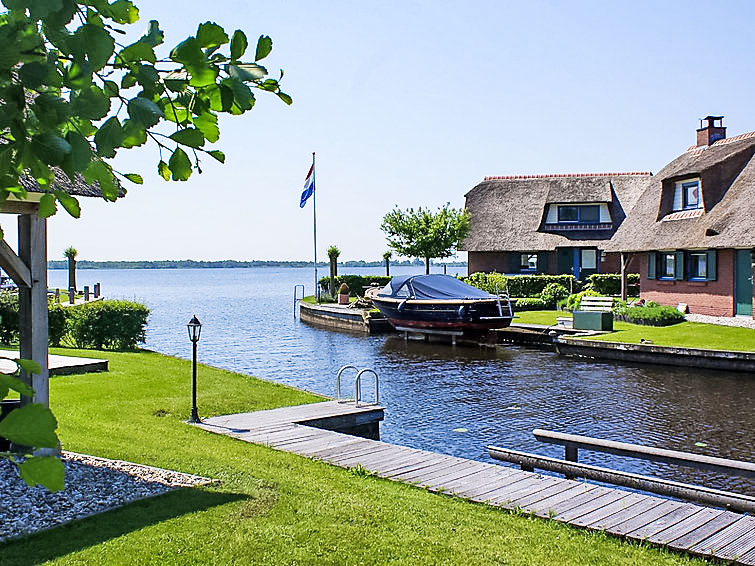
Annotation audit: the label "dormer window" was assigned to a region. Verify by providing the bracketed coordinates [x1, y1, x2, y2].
[557, 204, 600, 224]
[673, 179, 701, 211]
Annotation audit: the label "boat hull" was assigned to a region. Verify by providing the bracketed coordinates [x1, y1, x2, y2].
[370, 297, 513, 332]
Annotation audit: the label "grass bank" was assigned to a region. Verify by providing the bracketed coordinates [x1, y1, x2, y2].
[1, 348, 707, 565]
[515, 310, 755, 352]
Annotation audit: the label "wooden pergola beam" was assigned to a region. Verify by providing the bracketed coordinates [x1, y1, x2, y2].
[0, 238, 32, 288]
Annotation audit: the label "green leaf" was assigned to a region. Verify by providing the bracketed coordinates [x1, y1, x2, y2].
[123, 173, 143, 184]
[230, 30, 247, 61]
[73, 23, 115, 71]
[157, 160, 170, 181]
[54, 189, 81, 217]
[227, 63, 266, 82]
[16, 358, 42, 375]
[106, 0, 139, 24]
[276, 91, 293, 105]
[207, 150, 225, 163]
[103, 79, 119, 97]
[169, 127, 205, 148]
[0, 403, 58, 448]
[120, 119, 147, 148]
[71, 85, 111, 120]
[83, 160, 118, 201]
[255, 35, 272, 61]
[139, 20, 163, 47]
[171, 37, 217, 87]
[18, 62, 50, 89]
[24, 0, 63, 19]
[0, 373, 34, 398]
[63, 131, 93, 173]
[18, 456, 65, 492]
[38, 193, 57, 218]
[94, 116, 123, 158]
[192, 112, 219, 143]
[127, 97, 163, 128]
[32, 94, 71, 129]
[117, 41, 155, 64]
[168, 148, 192, 181]
[196, 22, 228, 49]
[223, 78, 254, 113]
[31, 133, 71, 165]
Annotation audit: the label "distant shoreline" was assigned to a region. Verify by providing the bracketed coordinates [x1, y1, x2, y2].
[47, 259, 468, 270]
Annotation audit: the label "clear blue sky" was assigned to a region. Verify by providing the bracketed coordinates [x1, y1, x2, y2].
[20, 0, 755, 261]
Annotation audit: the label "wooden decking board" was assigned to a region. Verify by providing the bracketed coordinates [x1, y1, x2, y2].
[605, 500, 686, 536]
[647, 507, 725, 545]
[667, 511, 744, 551]
[625, 504, 706, 541]
[687, 516, 755, 558]
[198, 401, 755, 565]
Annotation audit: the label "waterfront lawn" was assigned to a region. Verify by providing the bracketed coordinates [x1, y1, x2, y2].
[513, 310, 562, 326]
[1, 349, 707, 565]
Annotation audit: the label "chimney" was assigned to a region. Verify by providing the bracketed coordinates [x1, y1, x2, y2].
[696, 115, 726, 147]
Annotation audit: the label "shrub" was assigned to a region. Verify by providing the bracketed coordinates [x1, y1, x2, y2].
[338, 282, 350, 295]
[564, 290, 601, 311]
[512, 297, 547, 311]
[583, 273, 640, 296]
[613, 302, 685, 326]
[0, 292, 19, 344]
[48, 304, 68, 347]
[464, 273, 579, 297]
[68, 300, 149, 350]
[540, 283, 569, 308]
[319, 275, 391, 297]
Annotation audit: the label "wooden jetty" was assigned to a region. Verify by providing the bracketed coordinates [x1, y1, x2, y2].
[0, 351, 107, 375]
[198, 401, 755, 565]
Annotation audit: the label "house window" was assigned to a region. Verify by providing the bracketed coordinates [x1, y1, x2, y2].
[661, 253, 675, 278]
[673, 179, 701, 211]
[689, 252, 707, 279]
[520, 254, 537, 271]
[581, 249, 597, 270]
[557, 205, 600, 224]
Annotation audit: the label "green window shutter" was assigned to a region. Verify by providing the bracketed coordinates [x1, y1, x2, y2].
[648, 252, 656, 279]
[675, 251, 685, 280]
[509, 252, 521, 273]
[706, 250, 717, 281]
[537, 253, 548, 274]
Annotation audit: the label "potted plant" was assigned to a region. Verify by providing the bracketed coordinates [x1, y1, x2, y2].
[338, 282, 350, 305]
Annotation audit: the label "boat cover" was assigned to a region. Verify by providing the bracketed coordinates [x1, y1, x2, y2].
[376, 274, 496, 300]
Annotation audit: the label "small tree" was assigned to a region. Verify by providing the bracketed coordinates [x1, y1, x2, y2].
[63, 246, 78, 294]
[383, 251, 392, 276]
[381, 204, 470, 274]
[327, 245, 340, 297]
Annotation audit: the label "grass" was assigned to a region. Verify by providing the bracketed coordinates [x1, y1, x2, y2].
[0, 348, 708, 565]
[514, 310, 755, 352]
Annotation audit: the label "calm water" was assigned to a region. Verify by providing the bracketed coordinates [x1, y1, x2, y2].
[48, 267, 755, 494]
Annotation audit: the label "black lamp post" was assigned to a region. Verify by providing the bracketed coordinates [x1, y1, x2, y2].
[187, 315, 202, 423]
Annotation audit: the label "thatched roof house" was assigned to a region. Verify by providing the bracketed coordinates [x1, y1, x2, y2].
[462, 172, 649, 277]
[607, 117, 755, 317]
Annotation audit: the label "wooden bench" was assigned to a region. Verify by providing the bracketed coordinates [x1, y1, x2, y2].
[578, 296, 614, 311]
[573, 296, 614, 331]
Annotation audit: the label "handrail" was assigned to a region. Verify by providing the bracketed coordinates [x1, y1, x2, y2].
[293, 284, 305, 319]
[335, 365, 358, 403]
[533, 429, 755, 478]
[355, 368, 379, 408]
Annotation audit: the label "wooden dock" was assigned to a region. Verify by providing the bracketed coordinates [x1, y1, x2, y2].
[0, 351, 108, 375]
[198, 401, 755, 565]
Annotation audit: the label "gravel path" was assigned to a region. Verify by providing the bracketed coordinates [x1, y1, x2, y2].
[0, 452, 214, 543]
[686, 313, 755, 329]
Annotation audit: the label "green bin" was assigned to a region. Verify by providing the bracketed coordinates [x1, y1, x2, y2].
[573, 310, 613, 331]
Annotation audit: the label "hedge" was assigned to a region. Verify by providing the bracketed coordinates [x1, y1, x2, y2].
[512, 297, 547, 311]
[319, 275, 391, 297]
[464, 273, 579, 298]
[583, 273, 640, 296]
[613, 301, 685, 326]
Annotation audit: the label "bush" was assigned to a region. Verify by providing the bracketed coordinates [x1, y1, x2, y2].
[319, 275, 390, 296]
[67, 300, 149, 350]
[512, 297, 547, 311]
[0, 292, 19, 344]
[48, 304, 67, 347]
[584, 273, 640, 296]
[564, 290, 601, 311]
[464, 273, 579, 297]
[613, 302, 685, 326]
[540, 283, 569, 308]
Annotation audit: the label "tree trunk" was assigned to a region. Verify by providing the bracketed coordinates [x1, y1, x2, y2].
[385, 258, 390, 276]
[620, 252, 634, 302]
[68, 257, 76, 293]
[425, 257, 430, 274]
[329, 258, 336, 297]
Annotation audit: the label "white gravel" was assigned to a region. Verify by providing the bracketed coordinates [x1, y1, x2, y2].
[0, 452, 214, 543]
[685, 313, 755, 329]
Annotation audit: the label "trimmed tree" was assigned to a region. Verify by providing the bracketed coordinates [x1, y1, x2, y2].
[381, 204, 470, 274]
[383, 250, 391, 276]
[63, 246, 77, 294]
[327, 245, 340, 297]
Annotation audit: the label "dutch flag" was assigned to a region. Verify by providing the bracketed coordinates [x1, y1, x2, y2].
[300, 164, 315, 208]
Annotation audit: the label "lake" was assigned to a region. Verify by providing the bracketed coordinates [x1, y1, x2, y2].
[48, 266, 755, 495]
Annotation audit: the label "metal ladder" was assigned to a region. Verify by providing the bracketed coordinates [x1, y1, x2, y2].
[335, 365, 379, 407]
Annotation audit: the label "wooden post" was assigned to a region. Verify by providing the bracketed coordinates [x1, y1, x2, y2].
[84, 285, 90, 301]
[55, 288, 60, 302]
[18, 214, 49, 407]
[620, 252, 634, 302]
[69, 286, 75, 304]
[94, 282, 100, 298]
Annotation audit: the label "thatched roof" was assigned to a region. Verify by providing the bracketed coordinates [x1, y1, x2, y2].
[20, 168, 123, 198]
[461, 172, 650, 252]
[606, 132, 755, 252]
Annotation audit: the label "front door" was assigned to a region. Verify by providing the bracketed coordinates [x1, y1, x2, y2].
[735, 250, 753, 316]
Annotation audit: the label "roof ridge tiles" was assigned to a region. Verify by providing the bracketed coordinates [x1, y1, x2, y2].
[483, 172, 652, 181]
[686, 130, 755, 151]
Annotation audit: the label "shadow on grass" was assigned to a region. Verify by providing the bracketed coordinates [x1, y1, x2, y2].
[0, 487, 247, 565]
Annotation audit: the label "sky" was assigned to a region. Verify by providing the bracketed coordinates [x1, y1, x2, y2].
[4, 0, 755, 262]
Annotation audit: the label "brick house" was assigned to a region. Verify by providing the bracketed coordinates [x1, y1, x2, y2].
[461, 172, 648, 279]
[607, 117, 755, 317]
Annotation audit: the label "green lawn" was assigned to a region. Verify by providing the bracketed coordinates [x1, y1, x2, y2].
[514, 310, 755, 352]
[1, 348, 707, 565]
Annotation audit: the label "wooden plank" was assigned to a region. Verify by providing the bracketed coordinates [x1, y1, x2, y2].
[552, 490, 630, 523]
[569, 492, 651, 527]
[377, 453, 458, 478]
[524, 484, 600, 516]
[687, 516, 755, 559]
[454, 470, 535, 500]
[328, 444, 399, 467]
[0, 238, 31, 288]
[647, 507, 726, 545]
[625, 504, 707, 541]
[605, 499, 685, 536]
[665, 511, 742, 551]
[304, 437, 376, 458]
[739, 546, 755, 566]
[441, 468, 525, 499]
[267, 429, 330, 447]
[710, 519, 755, 561]
[402, 459, 486, 484]
[512, 480, 585, 509]
[584, 497, 666, 531]
[421, 464, 494, 491]
[390, 456, 463, 482]
[486, 476, 565, 508]
[540, 486, 617, 519]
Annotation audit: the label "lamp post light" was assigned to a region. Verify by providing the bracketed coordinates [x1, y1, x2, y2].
[187, 315, 202, 423]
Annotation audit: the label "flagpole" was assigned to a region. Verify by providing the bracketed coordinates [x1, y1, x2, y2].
[312, 152, 318, 303]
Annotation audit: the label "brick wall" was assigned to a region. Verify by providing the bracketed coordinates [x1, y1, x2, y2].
[639, 249, 736, 316]
[467, 252, 509, 274]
